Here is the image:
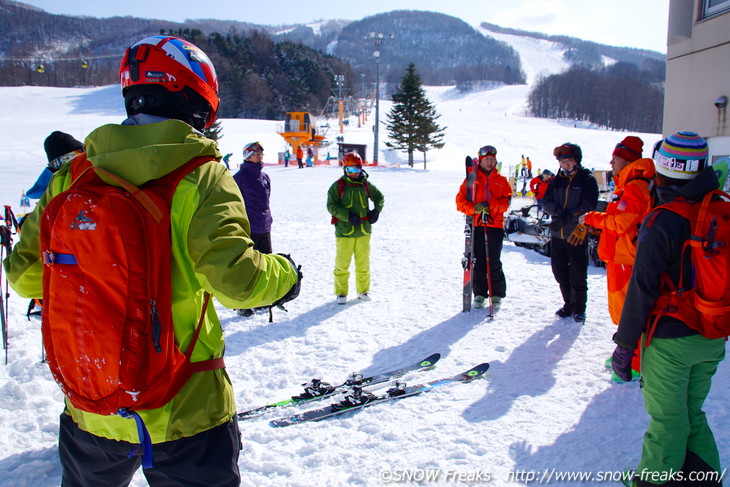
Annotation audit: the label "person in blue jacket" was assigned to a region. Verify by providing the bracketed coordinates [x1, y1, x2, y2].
[233, 141, 273, 316]
[27, 131, 84, 199]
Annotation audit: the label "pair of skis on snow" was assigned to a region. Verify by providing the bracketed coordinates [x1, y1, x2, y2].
[237, 353, 489, 427]
[462, 156, 494, 318]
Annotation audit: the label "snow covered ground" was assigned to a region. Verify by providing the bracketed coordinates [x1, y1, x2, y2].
[1, 39, 729, 487]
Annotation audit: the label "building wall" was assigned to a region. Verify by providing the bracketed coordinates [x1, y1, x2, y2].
[664, 0, 730, 161]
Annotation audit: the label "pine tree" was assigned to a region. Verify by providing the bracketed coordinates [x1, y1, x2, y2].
[203, 119, 223, 142]
[385, 63, 446, 167]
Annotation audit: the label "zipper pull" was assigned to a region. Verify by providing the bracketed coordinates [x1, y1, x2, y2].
[150, 300, 162, 353]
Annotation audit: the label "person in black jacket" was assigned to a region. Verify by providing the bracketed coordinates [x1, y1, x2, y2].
[541, 143, 598, 323]
[612, 132, 725, 487]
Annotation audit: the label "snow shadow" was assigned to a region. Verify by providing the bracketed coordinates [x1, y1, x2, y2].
[357, 312, 486, 378]
[462, 319, 582, 423]
[0, 446, 61, 487]
[222, 301, 354, 357]
[508, 386, 646, 483]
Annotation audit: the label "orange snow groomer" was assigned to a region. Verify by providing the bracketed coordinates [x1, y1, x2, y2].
[581, 136, 655, 372]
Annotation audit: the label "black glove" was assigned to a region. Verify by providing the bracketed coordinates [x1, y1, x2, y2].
[273, 253, 302, 307]
[611, 345, 635, 382]
[549, 210, 569, 231]
[367, 209, 380, 224]
[348, 212, 362, 227]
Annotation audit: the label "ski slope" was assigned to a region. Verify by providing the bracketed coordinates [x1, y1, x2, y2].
[1, 40, 728, 487]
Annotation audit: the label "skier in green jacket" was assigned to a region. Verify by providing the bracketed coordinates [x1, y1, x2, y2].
[327, 152, 384, 304]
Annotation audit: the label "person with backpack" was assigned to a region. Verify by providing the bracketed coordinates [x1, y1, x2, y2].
[455, 145, 512, 310]
[26, 131, 85, 200]
[233, 141, 273, 317]
[327, 151, 384, 304]
[578, 136, 654, 381]
[541, 142, 599, 323]
[3, 36, 300, 487]
[612, 132, 726, 486]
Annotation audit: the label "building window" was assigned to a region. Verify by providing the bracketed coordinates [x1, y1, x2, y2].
[704, 0, 730, 17]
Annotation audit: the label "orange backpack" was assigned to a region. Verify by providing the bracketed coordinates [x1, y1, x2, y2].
[648, 189, 730, 341]
[39, 154, 223, 419]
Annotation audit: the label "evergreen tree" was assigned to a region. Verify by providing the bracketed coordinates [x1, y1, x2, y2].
[203, 119, 223, 142]
[386, 63, 446, 167]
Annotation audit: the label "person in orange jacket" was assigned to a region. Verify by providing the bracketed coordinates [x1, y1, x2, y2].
[580, 136, 655, 379]
[456, 145, 513, 309]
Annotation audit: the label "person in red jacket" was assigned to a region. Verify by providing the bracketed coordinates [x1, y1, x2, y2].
[580, 136, 654, 379]
[456, 145, 513, 309]
[529, 169, 554, 209]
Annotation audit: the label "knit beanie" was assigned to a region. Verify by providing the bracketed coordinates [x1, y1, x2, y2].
[654, 131, 709, 180]
[44, 131, 83, 163]
[613, 136, 643, 163]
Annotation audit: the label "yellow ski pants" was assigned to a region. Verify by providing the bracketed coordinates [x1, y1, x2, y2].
[334, 235, 370, 296]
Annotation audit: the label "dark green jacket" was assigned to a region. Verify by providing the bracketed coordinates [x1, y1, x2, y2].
[326, 174, 384, 238]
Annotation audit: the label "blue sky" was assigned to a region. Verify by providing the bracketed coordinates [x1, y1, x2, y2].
[20, 0, 669, 53]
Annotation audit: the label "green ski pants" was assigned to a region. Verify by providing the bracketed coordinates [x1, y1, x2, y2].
[334, 235, 370, 296]
[637, 334, 726, 484]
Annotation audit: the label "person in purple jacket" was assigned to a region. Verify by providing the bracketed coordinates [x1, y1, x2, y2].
[233, 141, 273, 316]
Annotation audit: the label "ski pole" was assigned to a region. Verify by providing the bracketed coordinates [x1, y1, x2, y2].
[482, 217, 494, 320]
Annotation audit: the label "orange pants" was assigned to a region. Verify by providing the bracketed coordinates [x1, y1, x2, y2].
[607, 262, 641, 372]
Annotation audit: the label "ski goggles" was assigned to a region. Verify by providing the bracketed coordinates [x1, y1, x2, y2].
[48, 149, 85, 172]
[615, 142, 640, 156]
[345, 166, 361, 174]
[248, 142, 264, 153]
[553, 145, 574, 159]
[478, 145, 497, 157]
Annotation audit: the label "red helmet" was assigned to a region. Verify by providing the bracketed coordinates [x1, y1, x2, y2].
[343, 152, 363, 167]
[119, 36, 219, 128]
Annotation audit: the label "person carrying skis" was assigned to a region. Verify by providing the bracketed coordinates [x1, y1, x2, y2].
[3, 35, 300, 487]
[542, 142, 598, 323]
[579, 136, 654, 380]
[612, 132, 725, 486]
[233, 141, 274, 317]
[327, 151, 384, 304]
[456, 145, 512, 310]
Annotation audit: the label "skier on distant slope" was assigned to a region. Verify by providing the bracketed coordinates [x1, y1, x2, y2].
[456, 145, 512, 310]
[327, 151, 384, 304]
[579, 136, 653, 380]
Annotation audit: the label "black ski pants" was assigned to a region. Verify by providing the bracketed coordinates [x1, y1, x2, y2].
[550, 237, 588, 315]
[59, 413, 242, 487]
[473, 225, 506, 298]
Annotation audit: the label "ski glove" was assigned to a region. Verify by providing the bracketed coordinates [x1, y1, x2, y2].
[367, 209, 380, 224]
[348, 212, 362, 227]
[549, 209, 569, 231]
[474, 201, 490, 215]
[567, 223, 588, 246]
[611, 345, 635, 382]
[273, 253, 303, 307]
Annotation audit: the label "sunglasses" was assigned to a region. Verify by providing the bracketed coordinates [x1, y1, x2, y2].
[479, 145, 497, 157]
[345, 166, 361, 174]
[615, 142, 640, 156]
[48, 149, 85, 172]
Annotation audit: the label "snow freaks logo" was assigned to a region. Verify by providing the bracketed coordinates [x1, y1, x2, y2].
[380, 469, 491, 483]
[655, 153, 702, 175]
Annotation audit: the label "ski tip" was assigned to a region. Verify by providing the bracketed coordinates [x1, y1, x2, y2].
[465, 156, 472, 164]
[464, 362, 490, 380]
[420, 353, 441, 367]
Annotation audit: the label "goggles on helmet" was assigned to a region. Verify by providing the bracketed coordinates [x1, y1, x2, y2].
[48, 149, 85, 172]
[479, 145, 497, 157]
[345, 166, 361, 174]
[554, 145, 573, 159]
[249, 142, 263, 153]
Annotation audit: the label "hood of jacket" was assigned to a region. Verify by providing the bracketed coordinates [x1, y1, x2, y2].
[655, 166, 719, 205]
[83, 119, 221, 186]
[614, 157, 656, 191]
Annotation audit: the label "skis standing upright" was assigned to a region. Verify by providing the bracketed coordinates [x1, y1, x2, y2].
[462, 156, 478, 312]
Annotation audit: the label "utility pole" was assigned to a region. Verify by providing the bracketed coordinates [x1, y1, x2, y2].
[367, 32, 391, 165]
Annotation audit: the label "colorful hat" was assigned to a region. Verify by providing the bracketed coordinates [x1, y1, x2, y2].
[613, 136, 643, 163]
[654, 131, 708, 180]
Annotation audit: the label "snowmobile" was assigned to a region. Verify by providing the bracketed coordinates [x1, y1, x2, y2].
[504, 202, 606, 267]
